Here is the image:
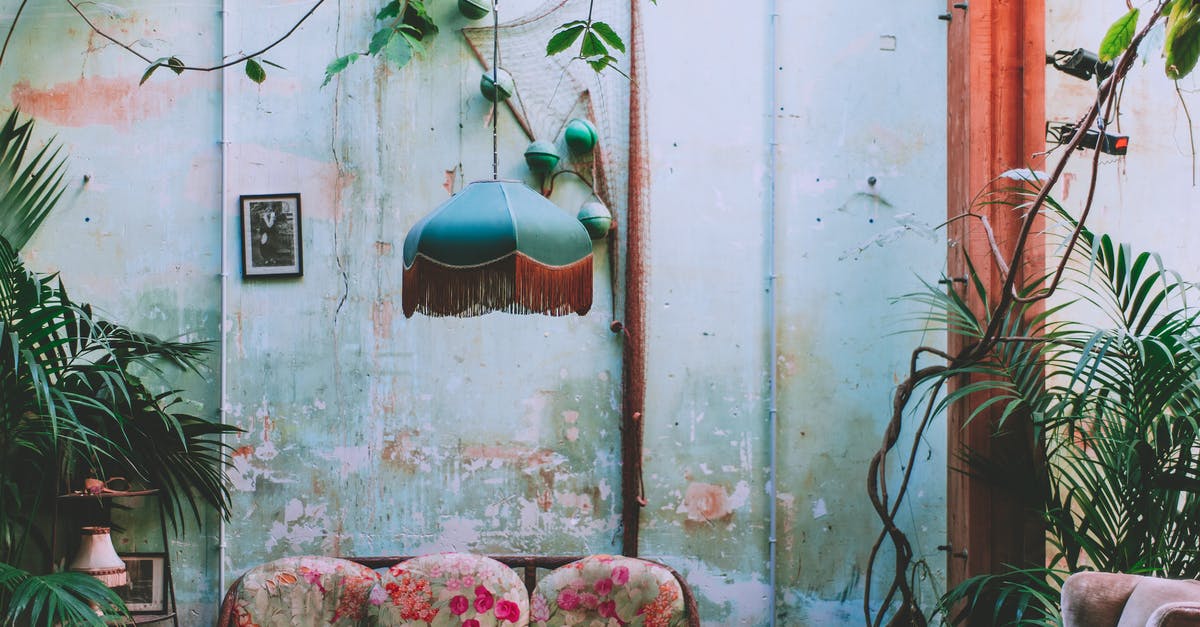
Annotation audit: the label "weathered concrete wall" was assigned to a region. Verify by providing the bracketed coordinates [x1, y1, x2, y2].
[640, 2, 949, 623]
[5, 0, 951, 624]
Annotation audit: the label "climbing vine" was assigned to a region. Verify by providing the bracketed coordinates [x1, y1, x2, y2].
[0, 1, 645, 87]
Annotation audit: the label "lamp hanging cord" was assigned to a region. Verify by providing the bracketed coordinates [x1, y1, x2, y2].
[492, 0, 499, 180]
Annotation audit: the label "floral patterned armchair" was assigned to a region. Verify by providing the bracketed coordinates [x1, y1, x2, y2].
[220, 555, 380, 627]
[370, 552, 529, 626]
[218, 553, 697, 627]
[530, 555, 689, 627]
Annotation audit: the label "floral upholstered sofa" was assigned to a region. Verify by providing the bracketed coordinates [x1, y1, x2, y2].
[217, 553, 698, 627]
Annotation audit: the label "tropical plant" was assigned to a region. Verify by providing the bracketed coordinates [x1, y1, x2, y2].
[0, 110, 240, 625]
[917, 190, 1200, 625]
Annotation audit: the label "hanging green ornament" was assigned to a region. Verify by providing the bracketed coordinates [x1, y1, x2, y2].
[577, 200, 613, 240]
[459, 0, 490, 20]
[524, 141, 560, 175]
[480, 68, 514, 102]
[564, 118, 598, 154]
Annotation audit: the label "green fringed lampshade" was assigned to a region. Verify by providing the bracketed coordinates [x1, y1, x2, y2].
[403, 180, 593, 317]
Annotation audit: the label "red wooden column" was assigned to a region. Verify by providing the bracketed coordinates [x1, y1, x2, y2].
[944, 0, 1046, 608]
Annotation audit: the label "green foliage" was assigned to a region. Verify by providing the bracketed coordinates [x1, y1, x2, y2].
[0, 113, 65, 252]
[0, 563, 125, 626]
[546, 24, 586, 56]
[546, 18, 627, 75]
[0, 111, 241, 625]
[924, 188, 1200, 624]
[324, 0, 653, 85]
[138, 56, 184, 85]
[1166, 0, 1200, 79]
[1092, 1, 1200, 79]
[323, 0, 437, 87]
[323, 54, 361, 87]
[245, 58, 267, 84]
[1099, 8, 1139, 62]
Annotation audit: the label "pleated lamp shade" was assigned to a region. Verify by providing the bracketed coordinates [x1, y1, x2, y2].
[402, 180, 593, 317]
[68, 526, 127, 587]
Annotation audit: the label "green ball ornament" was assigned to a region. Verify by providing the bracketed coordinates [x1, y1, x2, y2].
[564, 118, 598, 154]
[458, 0, 490, 20]
[480, 68, 514, 102]
[524, 141, 560, 175]
[577, 200, 613, 240]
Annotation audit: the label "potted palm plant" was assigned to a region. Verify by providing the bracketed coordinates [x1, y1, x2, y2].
[0, 111, 240, 625]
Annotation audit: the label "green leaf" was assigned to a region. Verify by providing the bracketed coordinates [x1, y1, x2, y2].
[139, 62, 162, 85]
[368, 27, 396, 56]
[580, 31, 606, 58]
[376, 0, 401, 20]
[244, 59, 266, 84]
[261, 59, 286, 70]
[1166, 3, 1200, 78]
[384, 34, 413, 68]
[400, 30, 425, 56]
[546, 24, 586, 56]
[403, 0, 438, 39]
[1099, 8, 1139, 62]
[322, 53, 360, 87]
[591, 21, 625, 53]
[166, 56, 185, 75]
[588, 55, 612, 72]
[1168, 25, 1200, 78]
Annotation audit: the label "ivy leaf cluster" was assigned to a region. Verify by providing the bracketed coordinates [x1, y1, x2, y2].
[546, 19, 626, 74]
[323, 0, 439, 87]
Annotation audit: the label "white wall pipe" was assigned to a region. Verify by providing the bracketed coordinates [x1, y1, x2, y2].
[765, 0, 780, 625]
[216, 0, 232, 605]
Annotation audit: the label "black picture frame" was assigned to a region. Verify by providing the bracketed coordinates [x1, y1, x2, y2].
[117, 553, 166, 614]
[240, 193, 303, 278]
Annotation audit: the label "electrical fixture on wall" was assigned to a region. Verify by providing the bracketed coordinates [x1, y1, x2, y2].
[1046, 48, 1126, 156]
[1047, 48, 1113, 82]
[1046, 121, 1129, 156]
[402, 0, 593, 318]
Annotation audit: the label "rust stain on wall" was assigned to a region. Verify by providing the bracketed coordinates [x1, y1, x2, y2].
[462, 443, 561, 470]
[372, 299, 394, 340]
[11, 77, 192, 129]
[381, 430, 427, 473]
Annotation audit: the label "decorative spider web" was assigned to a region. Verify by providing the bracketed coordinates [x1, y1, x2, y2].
[461, 0, 630, 212]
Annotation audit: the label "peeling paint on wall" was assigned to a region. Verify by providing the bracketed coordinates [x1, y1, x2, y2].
[10, 0, 953, 624]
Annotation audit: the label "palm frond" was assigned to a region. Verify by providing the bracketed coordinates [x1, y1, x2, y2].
[0, 111, 66, 251]
[0, 562, 126, 626]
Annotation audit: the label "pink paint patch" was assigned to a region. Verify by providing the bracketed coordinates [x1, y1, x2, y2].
[463, 444, 556, 467]
[11, 76, 192, 129]
[681, 482, 733, 522]
[372, 299, 395, 340]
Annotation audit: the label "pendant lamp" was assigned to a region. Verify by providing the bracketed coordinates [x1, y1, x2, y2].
[401, 0, 593, 318]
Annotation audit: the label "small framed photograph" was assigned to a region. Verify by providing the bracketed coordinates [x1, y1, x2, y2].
[117, 553, 166, 613]
[241, 193, 303, 278]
